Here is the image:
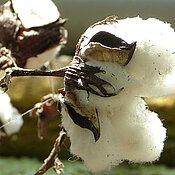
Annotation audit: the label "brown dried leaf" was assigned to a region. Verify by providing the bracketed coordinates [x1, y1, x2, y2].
[30, 94, 58, 139]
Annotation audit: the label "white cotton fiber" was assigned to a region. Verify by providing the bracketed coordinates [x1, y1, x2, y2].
[114, 17, 175, 97]
[61, 92, 166, 172]
[113, 97, 166, 163]
[0, 90, 23, 135]
[120, 18, 175, 97]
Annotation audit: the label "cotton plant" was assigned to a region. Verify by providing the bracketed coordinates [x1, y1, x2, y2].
[1, 16, 175, 174]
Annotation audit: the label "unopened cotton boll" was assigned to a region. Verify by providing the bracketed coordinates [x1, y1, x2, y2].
[0, 90, 23, 135]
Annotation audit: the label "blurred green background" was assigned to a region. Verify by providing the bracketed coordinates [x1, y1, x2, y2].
[0, 0, 175, 174]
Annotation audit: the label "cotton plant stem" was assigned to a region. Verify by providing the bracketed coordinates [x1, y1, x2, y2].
[0, 67, 68, 91]
[35, 129, 67, 175]
[6, 67, 68, 77]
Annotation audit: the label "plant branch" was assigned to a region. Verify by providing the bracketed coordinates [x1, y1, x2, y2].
[0, 67, 68, 91]
[35, 129, 67, 175]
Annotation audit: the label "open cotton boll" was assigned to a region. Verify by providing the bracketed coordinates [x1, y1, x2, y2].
[59, 16, 169, 173]
[61, 91, 166, 172]
[0, 90, 23, 135]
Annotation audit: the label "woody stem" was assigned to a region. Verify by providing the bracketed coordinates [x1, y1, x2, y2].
[6, 67, 67, 77]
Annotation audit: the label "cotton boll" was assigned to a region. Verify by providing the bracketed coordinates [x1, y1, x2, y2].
[0, 90, 23, 135]
[60, 16, 171, 173]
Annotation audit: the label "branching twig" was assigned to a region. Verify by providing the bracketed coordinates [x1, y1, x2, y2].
[35, 129, 67, 175]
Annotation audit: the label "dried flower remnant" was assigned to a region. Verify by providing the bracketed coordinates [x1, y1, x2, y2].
[30, 94, 58, 139]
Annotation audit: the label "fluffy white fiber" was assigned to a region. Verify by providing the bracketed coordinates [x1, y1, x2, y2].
[60, 16, 175, 172]
[0, 90, 23, 135]
[62, 94, 166, 172]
